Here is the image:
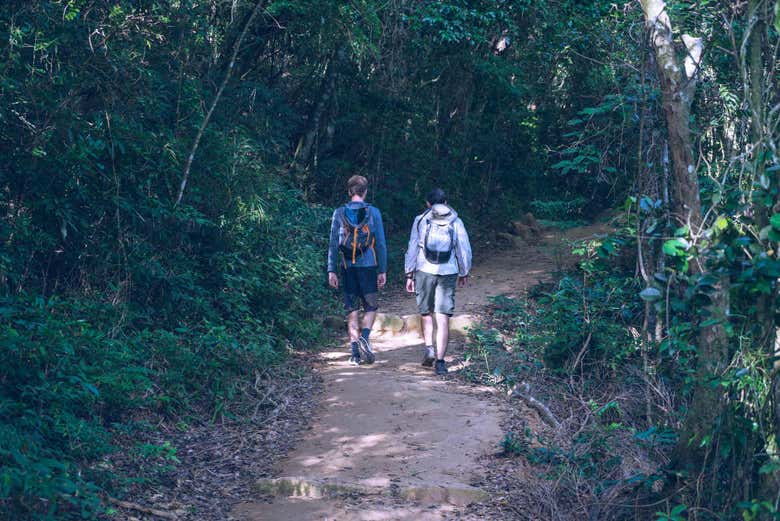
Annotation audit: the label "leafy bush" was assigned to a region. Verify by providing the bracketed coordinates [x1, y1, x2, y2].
[530, 198, 589, 220]
[0, 283, 320, 518]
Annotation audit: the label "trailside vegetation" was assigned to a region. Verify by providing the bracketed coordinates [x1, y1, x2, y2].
[1, 0, 779, 520]
[465, 1, 780, 520]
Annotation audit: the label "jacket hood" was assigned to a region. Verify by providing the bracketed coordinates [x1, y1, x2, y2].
[429, 204, 457, 224]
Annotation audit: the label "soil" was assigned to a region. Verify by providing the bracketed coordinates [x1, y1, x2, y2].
[381, 222, 610, 316]
[231, 222, 611, 521]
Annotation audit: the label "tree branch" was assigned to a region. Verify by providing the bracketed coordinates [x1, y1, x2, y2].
[174, 0, 266, 207]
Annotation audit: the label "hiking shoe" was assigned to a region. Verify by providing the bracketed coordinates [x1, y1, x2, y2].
[358, 337, 375, 364]
[435, 360, 448, 375]
[421, 346, 435, 367]
[349, 344, 361, 365]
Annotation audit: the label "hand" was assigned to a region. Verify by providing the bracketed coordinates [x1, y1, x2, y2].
[377, 272, 387, 289]
[328, 272, 339, 289]
[405, 277, 415, 293]
[458, 275, 469, 288]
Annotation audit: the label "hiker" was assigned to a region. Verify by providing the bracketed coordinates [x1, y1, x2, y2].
[404, 188, 472, 375]
[327, 175, 387, 365]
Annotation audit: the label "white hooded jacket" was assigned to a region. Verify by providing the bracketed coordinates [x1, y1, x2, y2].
[404, 204, 472, 277]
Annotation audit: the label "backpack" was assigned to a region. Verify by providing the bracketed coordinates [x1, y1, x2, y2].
[339, 206, 375, 264]
[419, 211, 455, 264]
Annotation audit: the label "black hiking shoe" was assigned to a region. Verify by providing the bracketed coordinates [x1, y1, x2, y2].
[435, 359, 448, 375]
[421, 346, 435, 367]
[349, 344, 362, 365]
[358, 337, 375, 364]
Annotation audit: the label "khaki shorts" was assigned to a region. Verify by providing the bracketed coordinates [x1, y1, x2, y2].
[415, 272, 457, 315]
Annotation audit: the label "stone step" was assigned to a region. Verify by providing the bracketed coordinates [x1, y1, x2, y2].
[322, 312, 477, 337]
[255, 476, 489, 507]
[372, 312, 477, 337]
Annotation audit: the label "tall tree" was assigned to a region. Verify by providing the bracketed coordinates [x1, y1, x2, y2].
[640, 0, 731, 472]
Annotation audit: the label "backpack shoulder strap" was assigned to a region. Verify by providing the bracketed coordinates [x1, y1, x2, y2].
[416, 209, 432, 236]
[363, 205, 374, 227]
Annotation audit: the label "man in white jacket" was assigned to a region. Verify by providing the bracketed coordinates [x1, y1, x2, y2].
[404, 188, 472, 375]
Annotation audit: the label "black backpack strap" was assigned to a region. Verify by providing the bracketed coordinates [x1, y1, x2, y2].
[416, 209, 432, 238]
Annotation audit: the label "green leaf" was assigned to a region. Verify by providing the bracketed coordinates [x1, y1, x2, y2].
[775, 0, 780, 34]
[714, 216, 728, 231]
[770, 213, 780, 230]
[640, 287, 662, 302]
[759, 225, 772, 240]
[663, 238, 689, 257]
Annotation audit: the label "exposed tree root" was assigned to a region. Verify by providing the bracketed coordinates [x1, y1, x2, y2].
[107, 497, 178, 519]
[508, 382, 561, 429]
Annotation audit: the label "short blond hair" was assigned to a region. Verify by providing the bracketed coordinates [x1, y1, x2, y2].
[347, 175, 368, 197]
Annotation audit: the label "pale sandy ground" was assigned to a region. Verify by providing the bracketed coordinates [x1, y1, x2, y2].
[231, 223, 610, 520]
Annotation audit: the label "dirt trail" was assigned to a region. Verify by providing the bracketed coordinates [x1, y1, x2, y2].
[232, 223, 608, 521]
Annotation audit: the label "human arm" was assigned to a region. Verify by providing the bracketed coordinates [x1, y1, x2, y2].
[453, 218, 472, 278]
[373, 207, 388, 274]
[326, 208, 342, 285]
[404, 215, 422, 276]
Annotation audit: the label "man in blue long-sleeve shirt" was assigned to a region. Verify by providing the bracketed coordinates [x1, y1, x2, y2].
[327, 175, 387, 365]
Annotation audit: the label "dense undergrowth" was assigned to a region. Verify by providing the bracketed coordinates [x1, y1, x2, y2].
[1, 188, 330, 519]
[466, 211, 780, 520]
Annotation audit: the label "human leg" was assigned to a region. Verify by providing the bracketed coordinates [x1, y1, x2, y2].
[343, 268, 363, 364]
[347, 310, 360, 343]
[419, 314, 435, 366]
[432, 274, 457, 374]
[361, 311, 376, 333]
[434, 312, 450, 360]
[421, 313, 434, 346]
[415, 272, 437, 365]
[357, 311, 376, 364]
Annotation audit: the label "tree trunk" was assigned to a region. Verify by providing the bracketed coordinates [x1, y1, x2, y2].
[641, 0, 703, 230]
[292, 45, 346, 169]
[640, 0, 732, 471]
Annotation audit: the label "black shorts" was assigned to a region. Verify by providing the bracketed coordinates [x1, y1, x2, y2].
[342, 267, 379, 313]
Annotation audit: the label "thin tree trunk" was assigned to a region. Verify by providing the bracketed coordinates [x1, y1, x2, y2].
[292, 45, 346, 169]
[175, 0, 266, 207]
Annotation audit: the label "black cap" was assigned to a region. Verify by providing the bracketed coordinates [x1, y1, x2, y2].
[426, 187, 447, 205]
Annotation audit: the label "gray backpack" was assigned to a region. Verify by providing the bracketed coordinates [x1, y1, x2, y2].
[419, 211, 455, 264]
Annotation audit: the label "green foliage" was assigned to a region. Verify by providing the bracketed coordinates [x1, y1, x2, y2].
[2, 0, 776, 518]
[0, 2, 332, 518]
[0, 286, 319, 518]
[655, 504, 687, 521]
[500, 429, 532, 457]
[529, 198, 589, 220]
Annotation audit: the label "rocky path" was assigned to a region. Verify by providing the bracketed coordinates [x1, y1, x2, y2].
[231, 223, 608, 520]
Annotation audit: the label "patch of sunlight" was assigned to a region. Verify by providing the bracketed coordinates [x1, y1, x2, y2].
[300, 455, 325, 466]
[355, 433, 387, 449]
[322, 351, 348, 360]
[361, 477, 392, 488]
